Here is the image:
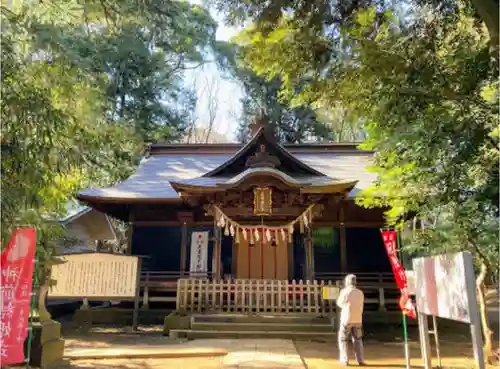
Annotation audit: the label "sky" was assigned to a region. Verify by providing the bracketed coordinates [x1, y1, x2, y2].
[183, 5, 245, 142]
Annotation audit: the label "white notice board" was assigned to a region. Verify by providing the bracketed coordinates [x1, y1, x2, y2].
[49, 253, 139, 299]
[413, 252, 472, 323]
[190, 231, 209, 276]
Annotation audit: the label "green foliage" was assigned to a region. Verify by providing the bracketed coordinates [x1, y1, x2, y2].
[1, 0, 218, 258]
[216, 41, 335, 143]
[214, 0, 498, 353]
[214, 1, 498, 281]
[29, 0, 218, 142]
[312, 228, 338, 249]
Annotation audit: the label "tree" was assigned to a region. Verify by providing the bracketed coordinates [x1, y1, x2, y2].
[1, 0, 218, 257]
[185, 70, 222, 143]
[216, 41, 335, 143]
[212, 0, 498, 361]
[30, 0, 218, 143]
[209, 0, 498, 54]
[1, 3, 141, 249]
[314, 105, 367, 142]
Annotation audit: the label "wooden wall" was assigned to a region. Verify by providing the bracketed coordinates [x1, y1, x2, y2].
[131, 225, 392, 277]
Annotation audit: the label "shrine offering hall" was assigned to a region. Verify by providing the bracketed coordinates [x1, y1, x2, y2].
[78, 122, 393, 288]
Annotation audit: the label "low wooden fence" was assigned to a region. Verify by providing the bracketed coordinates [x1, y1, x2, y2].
[75, 271, 399, 312]
[140, 271, 214, 308]
[176, 278, 400, 315]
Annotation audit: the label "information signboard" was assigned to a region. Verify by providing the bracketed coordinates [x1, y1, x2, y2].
[322, 286, 340, 300]
[49, 253, 139, 299]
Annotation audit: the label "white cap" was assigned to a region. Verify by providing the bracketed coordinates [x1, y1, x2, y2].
[344, 274, 357, 286]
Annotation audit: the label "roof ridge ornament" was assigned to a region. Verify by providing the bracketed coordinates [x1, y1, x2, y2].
[245, 143, 281, 168]
[248, 109, 273, 137]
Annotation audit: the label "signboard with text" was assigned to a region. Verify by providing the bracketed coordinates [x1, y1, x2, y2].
[49, 253, 139, 299]
[189, 232, 209, 276]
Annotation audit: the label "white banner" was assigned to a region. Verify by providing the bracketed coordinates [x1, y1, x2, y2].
[189, 231, 209, 276]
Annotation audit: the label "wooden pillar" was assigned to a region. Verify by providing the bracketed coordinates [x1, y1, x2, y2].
[126, 211, 134, 255]
[310, 229, 315, 281]
[180, 221, 188, 277]
[304, 228, 311, 281]
[213, 226, 222, 279]
[178, 212, 193, 277]
[339, 206, 347, 274]
[302, 233, 308, 280]
[288, 238, 294, 281]
[231, 235, 237, 277]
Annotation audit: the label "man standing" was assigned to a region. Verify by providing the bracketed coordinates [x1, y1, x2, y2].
[337, 274, 365, 366]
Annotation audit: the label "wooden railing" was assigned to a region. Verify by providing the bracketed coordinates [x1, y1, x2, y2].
[140, 271, 216, 307]
[74, 271, 398, 312]
[176, 278, 400, 315]
[315, 272, 395, 285]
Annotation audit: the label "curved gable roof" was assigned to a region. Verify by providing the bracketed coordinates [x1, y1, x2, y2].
[202, 127, 324, 177]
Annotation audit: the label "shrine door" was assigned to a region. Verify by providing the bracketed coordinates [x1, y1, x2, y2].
[236, 236, 288, 280]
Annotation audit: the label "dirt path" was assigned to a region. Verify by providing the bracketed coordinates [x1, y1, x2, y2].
[10, 315, 499, 369]
[295, 340, 494, 369]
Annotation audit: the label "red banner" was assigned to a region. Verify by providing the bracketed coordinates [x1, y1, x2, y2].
[0, 228, 37, 366]
[381, 230, 416, 319]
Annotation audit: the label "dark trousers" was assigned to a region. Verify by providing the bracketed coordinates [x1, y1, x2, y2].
[338, 324, 365, 364]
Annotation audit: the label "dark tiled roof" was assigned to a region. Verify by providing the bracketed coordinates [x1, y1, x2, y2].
[78, 152, 375, 200]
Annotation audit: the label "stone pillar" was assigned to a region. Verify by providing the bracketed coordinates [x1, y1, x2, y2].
[29, 259, 66, 368]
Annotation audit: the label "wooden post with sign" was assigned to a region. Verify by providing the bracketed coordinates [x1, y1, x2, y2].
[132, 258, 142, 331]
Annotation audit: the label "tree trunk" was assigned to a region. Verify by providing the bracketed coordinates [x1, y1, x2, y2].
[476, 262, 496, 364]
[470, 0, 499, 55]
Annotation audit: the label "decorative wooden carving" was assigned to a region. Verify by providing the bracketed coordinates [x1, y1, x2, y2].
[253, 187, 273, 216]
[212, 206, 304, 218]
[249, 110, 265, 135]
[246, 144, 281, 168]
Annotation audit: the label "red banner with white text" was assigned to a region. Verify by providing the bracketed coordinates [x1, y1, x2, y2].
[381, 230, 416, 319]
[0, 228, 37, 366]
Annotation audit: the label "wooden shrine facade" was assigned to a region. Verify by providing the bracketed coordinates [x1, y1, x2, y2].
[77, 116, 391, 283]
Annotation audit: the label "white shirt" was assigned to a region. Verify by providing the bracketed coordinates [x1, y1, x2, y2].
[336, 285, 364, 325]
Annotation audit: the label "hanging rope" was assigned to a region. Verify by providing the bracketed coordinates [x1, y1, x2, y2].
[211, 204, 316, 243]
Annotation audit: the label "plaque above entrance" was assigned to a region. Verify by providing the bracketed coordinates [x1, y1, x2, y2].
[253, 187, 272, 216]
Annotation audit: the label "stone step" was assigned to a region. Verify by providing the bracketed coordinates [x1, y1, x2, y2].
[169, 329, 336, 340]
[191, 321, 334, 332]
[73, 308, 171, 326]
[192, 313, 332, 325]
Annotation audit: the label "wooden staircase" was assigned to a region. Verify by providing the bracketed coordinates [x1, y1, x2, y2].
[169, 313, 336, 340]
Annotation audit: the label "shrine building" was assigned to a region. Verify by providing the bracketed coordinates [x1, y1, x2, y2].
[76, 116, 397, 317]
